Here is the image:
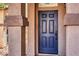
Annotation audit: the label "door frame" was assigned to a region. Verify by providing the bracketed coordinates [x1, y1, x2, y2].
[35, 3, 66, 56]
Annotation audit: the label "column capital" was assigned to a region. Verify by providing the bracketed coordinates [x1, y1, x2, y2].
[4, 15, 29, 26]
[64, 14, 79, 26]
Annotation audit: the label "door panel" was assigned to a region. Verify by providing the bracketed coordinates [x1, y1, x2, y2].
[42, 20, 47, 33]
[39, 11, 58, 54]
[49, 20, 54, 33]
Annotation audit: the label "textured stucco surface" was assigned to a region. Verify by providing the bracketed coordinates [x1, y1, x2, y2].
[66, 26, 79, 56]
[27, 4, 35, 56]
[25, 27, 28, 55]
[0, 9, 8, 55]
[0, 26, 5, 48]
[7, 3, 21, 16]
[66, 3, 79, 56]
[58, 4, 66, 56]
[0, 10, 4, 24]
[8, 27, 21, 56]
[64, 14, 79, 25]
[66, 3, 79, 13]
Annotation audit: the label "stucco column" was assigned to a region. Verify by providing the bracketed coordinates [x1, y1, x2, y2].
[0, 9, 6, 49]
[65, 3, 79, 56]
[5, 16, 27, 56]
[5, 3, 28, 56]
[27, 3, 35, 56]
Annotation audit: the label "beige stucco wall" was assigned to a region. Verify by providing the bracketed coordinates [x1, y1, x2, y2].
[66, 26, 79, 56]
[25, 4, 28, 55]
[27, 4, 35, 56]
[25, 4, 28, 18]
[58, 4, 66, 56]
[66, 3, 79, 56]
[25, 27, 28, 55]
[8, 27, 21, 56]
[0, 10, 5, 24]
[0, 26, 4, 48]
[0, 10, 6, 48]
[7, 3, 21, 16]
[66, 3, 79, 13]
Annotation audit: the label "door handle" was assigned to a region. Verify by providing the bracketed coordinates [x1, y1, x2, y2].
[55, 31, 58, 40]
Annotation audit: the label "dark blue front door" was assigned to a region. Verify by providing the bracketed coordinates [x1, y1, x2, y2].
[39, 11, 58, 54]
